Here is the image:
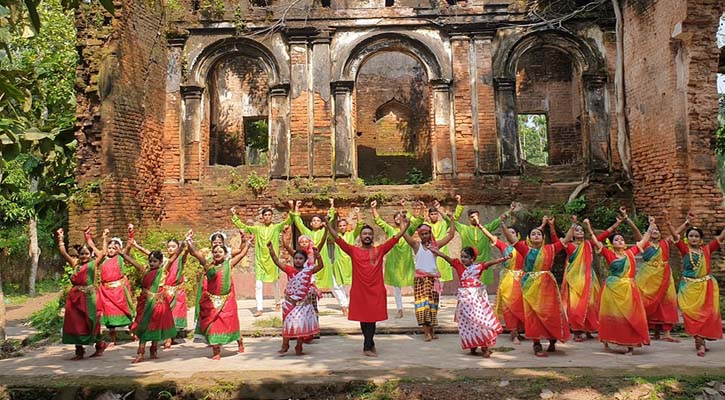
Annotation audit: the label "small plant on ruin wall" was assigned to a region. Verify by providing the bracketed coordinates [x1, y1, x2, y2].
[245, 171, 270, 197]
[405, 167, 429, 185]
[233, 5, 247, 36]
[199, 0, 225, 19]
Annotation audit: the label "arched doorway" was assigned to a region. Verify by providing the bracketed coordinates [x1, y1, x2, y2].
[354, 52, 432, 184]
[206, 55, 270, 167]
[515, 46, 582, 167]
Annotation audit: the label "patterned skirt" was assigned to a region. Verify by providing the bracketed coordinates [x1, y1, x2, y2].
[414, 277, 439, 326]
[456, 286, 503, 349]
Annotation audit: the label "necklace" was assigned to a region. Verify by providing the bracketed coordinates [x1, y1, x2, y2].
[688, 247, 703, 269]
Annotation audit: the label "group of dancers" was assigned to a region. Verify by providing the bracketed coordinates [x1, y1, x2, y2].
[57, 196, 723, 362]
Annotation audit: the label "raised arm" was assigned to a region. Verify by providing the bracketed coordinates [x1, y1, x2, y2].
[266, 241, 287, 271]
[325, 214, 339, 239]
[499, 214, 518, 244]
[120, 239, 144, 272]
[229, 232, 250, 267]
[583, 219, 603, 252]
[481, 254, 512, 269]
[84, 226, 105, 258]
[230, 207, 255, 234]
[132, 239, 152, 256]
[311, 246, 324, 274]
[56, 228, 77, 268]
[164, 240, 188, 273]
[430, 246, 454, 265]
[281, 225, 295, 256]
[561, 216, 577, 245]
[636, 217, 654, 251]
[477, 225, 498, 244]
[437, 214, 457, 247]
[186, 239, 210, 270]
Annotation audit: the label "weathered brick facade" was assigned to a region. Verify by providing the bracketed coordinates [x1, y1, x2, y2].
[71, 0, 724, 270]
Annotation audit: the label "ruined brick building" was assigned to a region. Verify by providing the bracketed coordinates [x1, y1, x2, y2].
[71, 0, 724, 248]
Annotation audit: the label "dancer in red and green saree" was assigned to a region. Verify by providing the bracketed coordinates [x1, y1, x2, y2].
[133, 236, 191, 349]
[432, 245, 509, 357]
[269, 240, 323, 356]
[123, 225, 183, 363]
[57, 228, 107, 360]
[372, 199, 424, 318]
[627, 212, 680, 343]
[665, 212, 725, 357]
[87, 231, 134, 346]
[231, 206, 290, 317]
[501, 215, 570, 357]
[478, 225, 525, 344]
[560, 214, 622, 342]
[188, 230, 249, 360]
[584, 217, 652, 355]
[451, 195, 513, 286]
[332, 206, 364, 316]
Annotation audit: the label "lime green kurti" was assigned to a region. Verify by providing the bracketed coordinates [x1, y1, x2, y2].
[452, 204, 503, 285]
[232, 214, 291, 283]
[333, 221, 363, 286]
[292, 208, 335, 289]
[430, 218, 454, 282]
[375, 213, 423, 287]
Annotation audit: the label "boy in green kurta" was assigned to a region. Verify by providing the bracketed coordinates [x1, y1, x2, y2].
[291, 199, 348, 310]
[231, 206, 291, 317]
[372, 199, 424, 318]
[332, 206, 364, 315]
[451, 195, 515, 286]
[428, 201, 454, 284]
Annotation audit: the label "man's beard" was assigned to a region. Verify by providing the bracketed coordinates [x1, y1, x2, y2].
[362, 237, 373, 245]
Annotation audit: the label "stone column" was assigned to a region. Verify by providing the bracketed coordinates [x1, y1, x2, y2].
[473, 34, 497, 174]
[431, 79, 453, 177]
[269, 84, 290, 178]
[494, 77, 520, 173]
[180, 85, 204, 181]
[583, 74, 611, 171]
[332, 80, 354, 177]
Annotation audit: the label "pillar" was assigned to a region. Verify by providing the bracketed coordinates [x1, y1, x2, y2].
[494, 77, 520, 173]
[269, 84, 290, 178]
[332, 80, 354, 177]
[180, 85, 204, 181]
[583, 73, 611, 171]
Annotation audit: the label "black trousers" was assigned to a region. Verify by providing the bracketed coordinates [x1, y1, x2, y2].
[360, 322, 376, 351]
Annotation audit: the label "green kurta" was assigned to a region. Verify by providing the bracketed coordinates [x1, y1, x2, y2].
[452, 204, 503, 285]
[429, 218, 453, 282]
[292, 208, 335, 289]
[375, 213, 423, 287]
[333, 221, 363, 286]
[232, 214, 291, 283]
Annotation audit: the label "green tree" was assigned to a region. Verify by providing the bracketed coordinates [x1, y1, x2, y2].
[518, 114, 548, 166]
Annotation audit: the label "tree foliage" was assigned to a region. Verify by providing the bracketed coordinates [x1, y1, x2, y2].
[518, 114, 549, 166]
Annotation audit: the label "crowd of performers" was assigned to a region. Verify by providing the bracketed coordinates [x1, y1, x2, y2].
[57, 196, 723, 362]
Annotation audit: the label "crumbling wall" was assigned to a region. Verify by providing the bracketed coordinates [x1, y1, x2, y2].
[72, 0, 168, 241]
[625, 0, 724, 238]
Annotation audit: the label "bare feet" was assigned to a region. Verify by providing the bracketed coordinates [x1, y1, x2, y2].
[511, 332, 521, 345]
[132, 355, 144, 364]
[624, 347, 634, 356]
[662, 336, 681, 343]
[363, 350, 378, 357]
[395, 309, 404, 319]
[481, 348, 492, 358]
[275, 304, 281, 313]
[295, 344, 305, 356]
[253, 310, 263, 317]
[342, 306, 349, 316]
[469, 348, 478, 355]
[546, 342, 556, 352]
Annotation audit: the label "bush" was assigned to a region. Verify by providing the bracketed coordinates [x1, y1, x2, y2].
[28, 296, 64, 343]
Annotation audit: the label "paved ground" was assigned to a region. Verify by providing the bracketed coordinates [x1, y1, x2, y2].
[2, 295, 724, 382]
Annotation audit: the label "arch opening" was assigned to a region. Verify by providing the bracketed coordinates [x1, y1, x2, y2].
[355, 51, 432, 184]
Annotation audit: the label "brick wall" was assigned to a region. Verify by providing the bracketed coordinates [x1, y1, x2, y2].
[516, 47, 582, 166]
[72, 0, 168, 243]
[624, 0, 725, 242]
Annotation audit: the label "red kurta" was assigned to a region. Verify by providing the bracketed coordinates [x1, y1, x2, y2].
[335, 237, 398, 322]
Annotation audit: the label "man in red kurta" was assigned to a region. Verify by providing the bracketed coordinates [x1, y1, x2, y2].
[328, 212, 409, 356]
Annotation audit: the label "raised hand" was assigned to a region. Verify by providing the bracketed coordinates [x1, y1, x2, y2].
[433, 199, 441, 209]
[295, 200, 302, 212]
[102, 228, 110, 237]
[185, 229, 194, 241]
[56, 228, 64, 240]
[548, 216, 556, 226]
[619, 206, 628, 218]
[266, 241, 274, 250]
[230, 206, 238, 216]
[582, 218, 591, 228]
[287, 200, 294, 209]
[127, 223, 135, 239]
[455, 194, 462, 204]
[329, 198, 334, 208]
[686, 211, 695, 225]
[370, 200, 378, 209]
[509, 201, 516, 213]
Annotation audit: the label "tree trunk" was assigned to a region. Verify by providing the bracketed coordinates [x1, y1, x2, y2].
[28, 178, 40, 297]
[612, 0, 632, 179]
[0, 268, 6, 341]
